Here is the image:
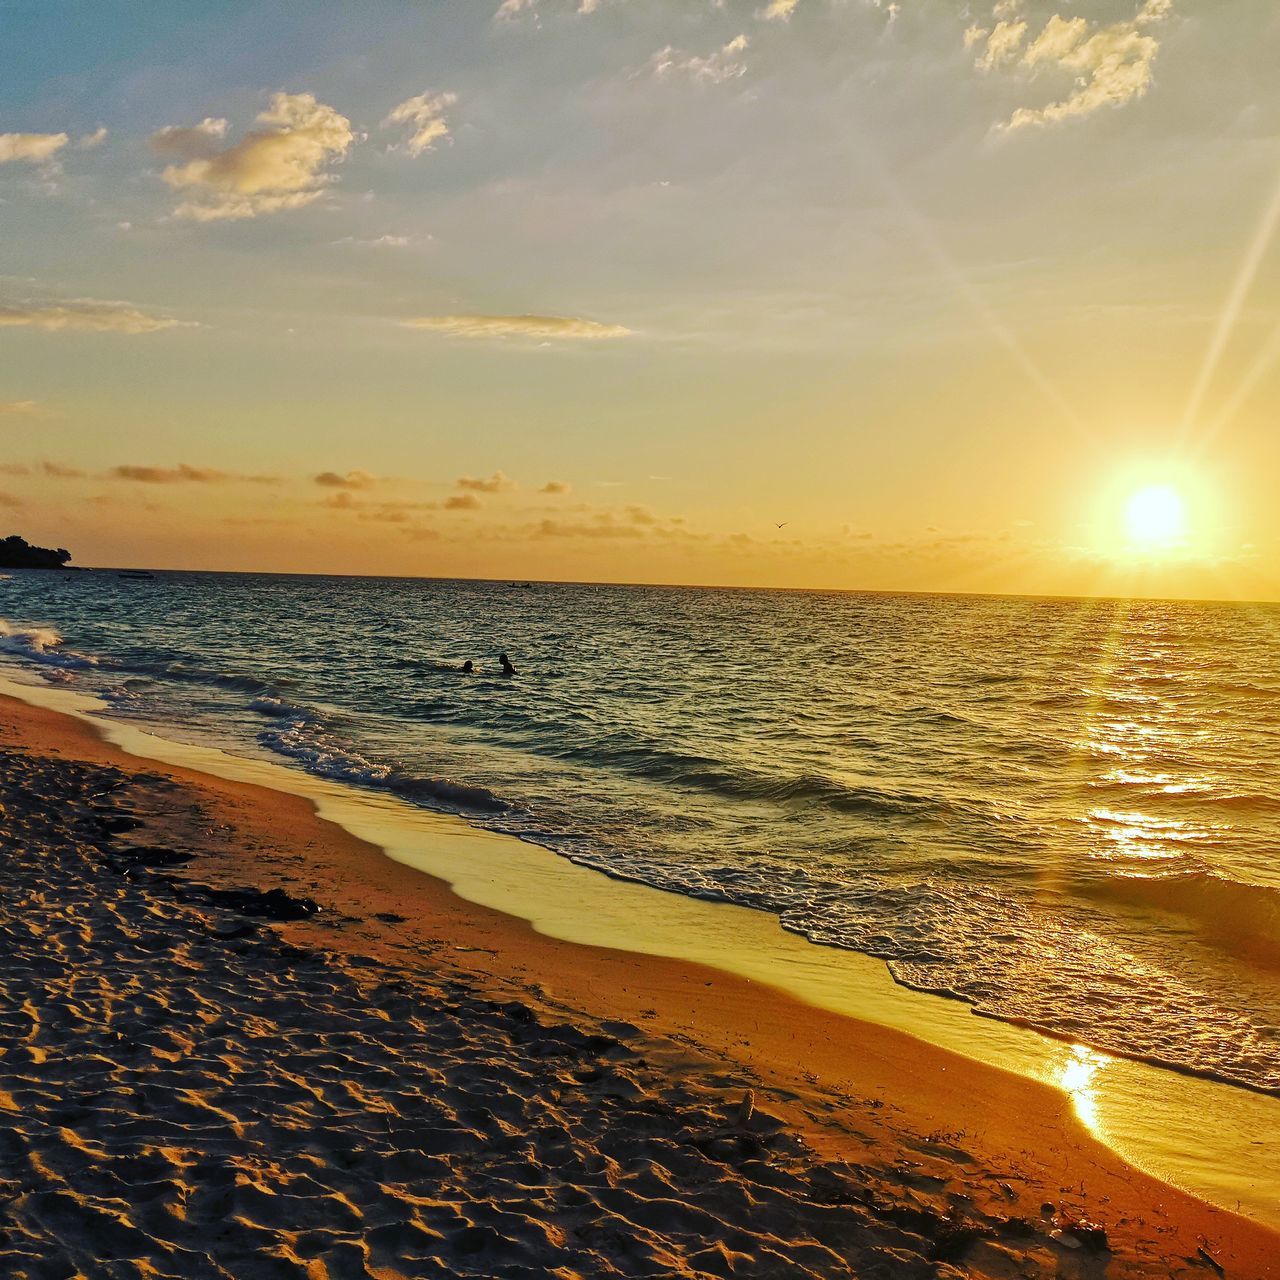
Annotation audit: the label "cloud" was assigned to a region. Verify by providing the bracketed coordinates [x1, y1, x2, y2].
[973, 0, 1174, 131]
[445, 492, 482, 510]
[110, 463, 278, 484]
[0, 132, 69, 166]
[626, 504, 658, 525]
[759, 0, 800, 20]
[153, 93, 354, 221]
[535, 517, 643, 540]
[975, 20, 1027, 71]
[0, 492, 21, 509]
[334, 234, 411, 248]
[151, 117, 229, 157]
[0, 299, 184, 334]
[539, 480, 571, 494]
[403, 314, 631, 341]
[314, 469, 377, 490]
[0, 400, 39, 416]
[78, 127, 108, 150]
[457, 471, 517, 493]
[649, 36, 749, 86]
[382, 91, 457, 157]
[41, 461, 85, 478]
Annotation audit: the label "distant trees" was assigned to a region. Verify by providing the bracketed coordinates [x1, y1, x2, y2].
[0, 535, 72, 569]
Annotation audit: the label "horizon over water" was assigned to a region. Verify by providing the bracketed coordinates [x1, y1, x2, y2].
[3, 568, 1279, 1098]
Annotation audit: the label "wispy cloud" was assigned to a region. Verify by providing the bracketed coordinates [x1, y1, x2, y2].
[0, 400, 39, 416]
[314, 469, 378, 490]
[971, 0, 1174, 132]
[403, 314, 631, 340]
[759, 0, 800, 22]
[382, 91, 457, 157]
[152, 92, 354, 221]
[110, 463, 278, 484]
[535, 517, 644, 540]
[539, 480, 571, 494]
[0, 299, 185, 334]
[0, 132, 68, 166]
[333, 234, 412, 248]
[648, 36, 749, 86]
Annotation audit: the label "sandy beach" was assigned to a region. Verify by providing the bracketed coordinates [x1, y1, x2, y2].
[1, 689, 1276, 1279]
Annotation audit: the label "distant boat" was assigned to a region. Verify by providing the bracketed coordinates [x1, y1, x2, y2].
[508, 581, 534, 589]
[118, 571, 156, 581]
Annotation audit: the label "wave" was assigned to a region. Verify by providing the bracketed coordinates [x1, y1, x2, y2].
[531, 734, 951, 820]
[258, 717, 509, 815]
[249, 695, 313, 719]
[1085, 871, 1280, 969]
[1086, 778, 1280, 817]
[0, 618, 98, 672]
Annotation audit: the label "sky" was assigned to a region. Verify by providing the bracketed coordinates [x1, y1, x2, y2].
[3, 0, 1280, 598]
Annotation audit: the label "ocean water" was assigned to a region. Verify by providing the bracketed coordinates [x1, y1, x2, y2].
[2, 570, 1279, 1094]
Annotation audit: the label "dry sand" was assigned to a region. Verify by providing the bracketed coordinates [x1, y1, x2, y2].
[1, 691, 1275, 1279]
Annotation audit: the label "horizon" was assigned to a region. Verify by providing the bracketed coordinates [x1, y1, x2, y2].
[4, 3, 1280, 599]
[8, 530, 1280, 609]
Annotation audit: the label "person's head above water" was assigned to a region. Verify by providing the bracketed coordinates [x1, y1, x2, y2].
[499, 652, 516, 675]
[461, 660, 473, 673]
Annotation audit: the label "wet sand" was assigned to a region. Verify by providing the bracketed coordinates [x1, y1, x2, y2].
[1, 691, 1275, 1278]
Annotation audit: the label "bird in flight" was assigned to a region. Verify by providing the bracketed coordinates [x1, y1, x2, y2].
[774, 521, 789, 529]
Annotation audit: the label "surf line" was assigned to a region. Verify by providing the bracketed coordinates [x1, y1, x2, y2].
[0, 668, 1276, 1228]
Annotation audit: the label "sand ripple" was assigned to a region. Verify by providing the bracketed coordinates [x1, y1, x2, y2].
[0, 746, 1139, 1278]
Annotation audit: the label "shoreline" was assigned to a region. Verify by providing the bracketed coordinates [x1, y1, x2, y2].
[1, 681, 1277, 1275]
[4, 671, 1280, 1225]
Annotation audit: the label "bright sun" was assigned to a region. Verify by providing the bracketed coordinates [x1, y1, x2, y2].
[1124, 484, 1188, 549]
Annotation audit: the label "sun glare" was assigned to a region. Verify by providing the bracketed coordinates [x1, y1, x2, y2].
[1124, 484, 1188, 550]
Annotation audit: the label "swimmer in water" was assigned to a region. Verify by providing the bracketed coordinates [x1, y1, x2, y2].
[461, 660, 474, 674]
[499, 652, 516, 677]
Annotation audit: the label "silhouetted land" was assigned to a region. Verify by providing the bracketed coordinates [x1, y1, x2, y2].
[0, 535, 72, 570]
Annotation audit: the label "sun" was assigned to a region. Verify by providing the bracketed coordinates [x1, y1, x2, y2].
[1124, 484, 1188, 550]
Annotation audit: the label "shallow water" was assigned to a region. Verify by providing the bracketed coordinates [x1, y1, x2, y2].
[3, 570, 1279, 1093]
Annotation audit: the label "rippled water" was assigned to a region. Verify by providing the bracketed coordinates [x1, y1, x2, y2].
[3, 570, 1279, 1092]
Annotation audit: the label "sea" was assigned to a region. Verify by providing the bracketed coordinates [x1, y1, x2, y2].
[2, 570, 1278, 1095]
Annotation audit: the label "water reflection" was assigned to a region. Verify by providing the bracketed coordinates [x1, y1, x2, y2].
[1060, 1044, 1105, 1130]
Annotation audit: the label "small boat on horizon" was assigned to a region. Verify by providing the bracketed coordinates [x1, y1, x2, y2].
[118, 571, 156, 581]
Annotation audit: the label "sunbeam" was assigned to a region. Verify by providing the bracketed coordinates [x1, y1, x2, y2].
[1180, 165, 1280, 441]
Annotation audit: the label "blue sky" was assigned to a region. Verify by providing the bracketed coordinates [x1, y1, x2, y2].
[3, 1, 1280, 596]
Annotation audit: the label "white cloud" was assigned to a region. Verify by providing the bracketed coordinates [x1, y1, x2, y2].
[402, 314, 632, 340]
[152, 93, 354, 221]
[383, 92, 457, 157]
[975, 20, 1028, 71]
[649, 35, 749, 86]
[0, 132, 68, 166]
[974, 0, 1175, 132]
[759, 0, 800, 20]
[78, 127, 108, 150]
[0, 299, 184, 334]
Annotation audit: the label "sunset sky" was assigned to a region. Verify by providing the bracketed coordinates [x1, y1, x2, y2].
[4, 0, 1280, 598]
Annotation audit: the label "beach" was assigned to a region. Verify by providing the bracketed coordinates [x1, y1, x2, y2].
[2, 689, 1275, 1279]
